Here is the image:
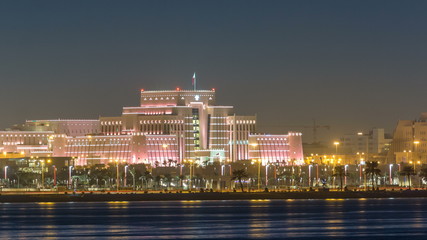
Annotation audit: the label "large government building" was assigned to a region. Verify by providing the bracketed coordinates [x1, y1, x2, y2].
[1, 88, 303, 166]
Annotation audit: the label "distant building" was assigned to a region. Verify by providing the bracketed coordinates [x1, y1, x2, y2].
[1, 87, 304, 166]
[12, 119, 100, 137]
[339, 128, 392, 155]
[388, 113, 427, 164]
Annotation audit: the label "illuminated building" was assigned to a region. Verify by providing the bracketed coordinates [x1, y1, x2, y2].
[249, 133, 303, 165]
[1, 87, 304, 166]
[388, 113, 427, 164]
[339, 128, 392, 154]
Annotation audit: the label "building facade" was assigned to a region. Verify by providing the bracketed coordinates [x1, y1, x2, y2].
[339, 128, 392, 155]
[388, 113, 427, 164]
[1, 88, 304, 166]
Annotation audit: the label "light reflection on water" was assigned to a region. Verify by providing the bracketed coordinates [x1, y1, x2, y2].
[1, 198, 427, 239]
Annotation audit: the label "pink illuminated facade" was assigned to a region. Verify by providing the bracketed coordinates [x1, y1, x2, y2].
[248, 132, 304, 165]
[1, 88, 304, 166]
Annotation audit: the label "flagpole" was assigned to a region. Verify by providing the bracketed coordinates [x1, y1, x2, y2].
[193, 72, 196, 91]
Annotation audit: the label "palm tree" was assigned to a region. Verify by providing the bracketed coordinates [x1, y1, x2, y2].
[231, 169, 248, 192]
[365, 161, 381, 190]
[193, 173, 204, 189]
[164, 174, 173, 190]
[276, 171, 287, 188]
[128, 167, 136, 190]
[400, 166, 416, 189]
[89, 167, 112, 188]
[16, 171, 39, 188]
[167, 159, 174, 167]
[154, 175, 163, 190]
[419, 167, 427, 189]
[332, 165, 347, 191]
[178, 175, 186, 189]
[139, 170, 152, 190]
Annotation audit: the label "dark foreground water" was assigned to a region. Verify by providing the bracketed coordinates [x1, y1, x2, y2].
[1, 198, 427, 239]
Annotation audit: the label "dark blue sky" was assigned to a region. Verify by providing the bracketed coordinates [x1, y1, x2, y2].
[1, 0, 426, 142]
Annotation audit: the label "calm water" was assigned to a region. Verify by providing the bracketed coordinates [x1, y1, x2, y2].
[1, 198, 427, 239]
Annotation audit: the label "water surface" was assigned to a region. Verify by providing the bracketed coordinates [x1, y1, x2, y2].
[1, 198, 427, 239]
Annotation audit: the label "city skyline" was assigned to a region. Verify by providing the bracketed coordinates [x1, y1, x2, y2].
[2, 2, 427, 239]
[2, 1, 427, 141]
[2, 79, 423, 143]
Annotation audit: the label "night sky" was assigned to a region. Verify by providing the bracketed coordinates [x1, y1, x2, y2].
[1, 1, 426, 143]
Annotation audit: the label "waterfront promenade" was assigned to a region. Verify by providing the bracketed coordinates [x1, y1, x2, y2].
[1, 189, 427, 202]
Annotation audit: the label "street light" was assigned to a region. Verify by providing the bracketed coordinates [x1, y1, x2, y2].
[4, 166, 8, 179]
[344, 165, 349, 186]
[357, 152, 365, 185]
[188, 159, 194, 190]
[334, 141, 340, 155]
[53, 165, 57, 187]
[124, 165, 129, 187]
[416, 161, 421, 175]
[358, 160, 367, 190]
[409, 161, 415, 171]
[251, 158, 262, 191]
[179, 163, 183, 176]
[68, 166, 73, 189]
[41, 160, 45, 189]
[265, 162, 270, 187]
[183, 159, 194, 190]
[414, 141, 420, 165]
[250, 143, 260, 159]
[39, 159, 51, 189]
[114, 159, 119, 192]
[250, 143, 261, 191]
[389, 164, 393, 185]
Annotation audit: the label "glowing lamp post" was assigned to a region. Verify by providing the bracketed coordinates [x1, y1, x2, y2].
[53, 165, 57, 187]
[250, 143, 261, 191]
[68, 166, 73, 189]
[183, 159, 194, 190]
[333, 141, 340, 155]
[389, 164, 393, 185]
[41, 160, 45, 188]
[124, 165, 129, 187]
[251, 159, 262, 191]
[357, 152, 365, 185]
[4, 166, 8, 180]
[414, 141, 420, 166]
[265, 162, 269, 187]
[114, 159, 119, 192]
[188, 159, 194, 190]
[344, 165, 349, 186]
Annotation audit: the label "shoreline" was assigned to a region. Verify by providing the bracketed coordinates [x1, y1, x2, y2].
[2, 190, 427, 203]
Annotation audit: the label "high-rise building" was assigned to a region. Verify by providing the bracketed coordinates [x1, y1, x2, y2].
[1, 87, 304, 166]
